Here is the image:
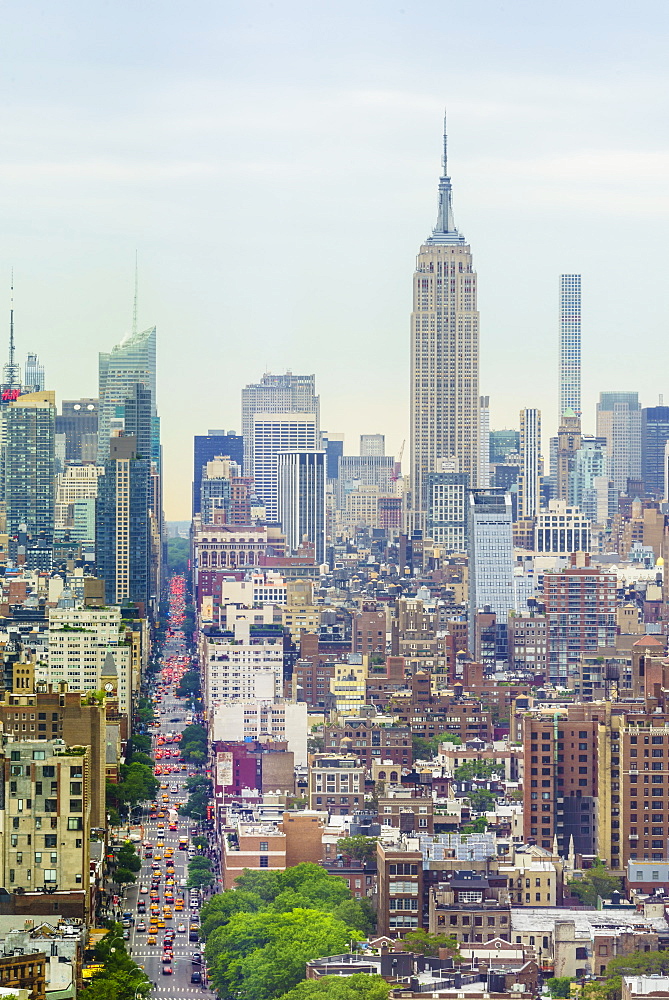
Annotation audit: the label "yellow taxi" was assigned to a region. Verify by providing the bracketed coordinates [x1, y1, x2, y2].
[175, 899, 184, 911]
[163, 908, 173, 919]
[157, 821, 165, 829]
[149, 915, 159, 926]
[153, 852, 162, 861]
[156, 919, 166, 928]
[160, 783, 168, 790]
[148, 935, 157, 946]
[164, 849, 174, 859]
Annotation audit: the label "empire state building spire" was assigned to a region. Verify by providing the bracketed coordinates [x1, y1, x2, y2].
[410, 117, 480, 533]
[428, 113, 465, 245]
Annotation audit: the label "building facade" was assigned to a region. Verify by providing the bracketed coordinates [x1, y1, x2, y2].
[559, 274, 581, 418]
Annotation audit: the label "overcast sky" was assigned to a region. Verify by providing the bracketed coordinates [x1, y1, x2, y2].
[1, 0, 669, 518]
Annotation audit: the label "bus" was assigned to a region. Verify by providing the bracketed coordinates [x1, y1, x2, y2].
[178, 836, 188, 850]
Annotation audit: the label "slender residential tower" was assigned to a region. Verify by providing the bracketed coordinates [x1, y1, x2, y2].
[411, 118, 479, 529]
[559, 274, 581, 418]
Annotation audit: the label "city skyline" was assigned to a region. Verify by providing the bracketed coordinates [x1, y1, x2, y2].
[2, 1, 669, 519]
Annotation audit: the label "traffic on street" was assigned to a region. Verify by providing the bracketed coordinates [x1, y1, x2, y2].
[123, 576, 213, 1000]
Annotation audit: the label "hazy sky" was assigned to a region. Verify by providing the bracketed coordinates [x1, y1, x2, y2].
[2, 0, 669, 518]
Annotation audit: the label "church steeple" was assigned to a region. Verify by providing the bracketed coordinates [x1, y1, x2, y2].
[427, 112, 465, 246]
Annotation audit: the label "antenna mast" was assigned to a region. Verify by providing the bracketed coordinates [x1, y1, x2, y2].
[132, 251, 138, 336]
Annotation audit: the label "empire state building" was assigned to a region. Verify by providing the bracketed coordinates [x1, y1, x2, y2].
[410, 120, 480, 529]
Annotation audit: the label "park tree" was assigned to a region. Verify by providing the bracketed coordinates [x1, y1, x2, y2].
[276, 974, 389, 1000]
[205, 908, 357, 1000]
[468, 789, 495, 813]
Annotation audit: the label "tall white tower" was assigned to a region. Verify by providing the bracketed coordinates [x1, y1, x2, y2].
[411, 117, 480, 527]
[519, 408, 541, 518]
[559, 274, 581, 419]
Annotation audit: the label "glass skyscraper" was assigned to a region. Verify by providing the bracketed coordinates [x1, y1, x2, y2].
[98, 326, 157, 465]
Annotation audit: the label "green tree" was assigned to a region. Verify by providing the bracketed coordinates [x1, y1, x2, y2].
[114, 867, 136, 886]
[167, 537, 190, 575]
[200, 890, 265, 937]
[336, 836, 378, 863]
[453, 760, 504, 781]
[402, 930, 460, 958]
[188, 857, 214, 889]
[461, 817, 488, 834]
[468, 789, 495, 813]
[276, 974, 389, 1000]
[177, 670, 202, 698]
[567, 859, 623, 906]
[331, 896, 376, 936]
[545, 978, 574, 999]
[205, 908, 357, 1000]
[606, 951, 669, 977]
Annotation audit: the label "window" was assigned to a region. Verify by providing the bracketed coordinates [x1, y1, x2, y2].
[44, 835, 56, 848]
[67, 818, 82, 830]
[32, 751, 45, 761]
[259, 841, 268, 852]
[43, 870, 57, 883]
[259, 857, 269, 868]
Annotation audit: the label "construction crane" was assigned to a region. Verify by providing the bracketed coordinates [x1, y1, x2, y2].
[391, 440, 405, 482]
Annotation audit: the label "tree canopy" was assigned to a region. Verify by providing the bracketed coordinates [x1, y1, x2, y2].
[205, 908, 357, 1000]
[545, 978, 574, 999]
[81, 923, 150, 1000]
[200, 863, 375, 941]
[276, 974, 390, 1000]
[402, 930, 460, 958]
[453, 760, 504, 781]
[336, 835, 378, 863]
[567, 860, 623, 906]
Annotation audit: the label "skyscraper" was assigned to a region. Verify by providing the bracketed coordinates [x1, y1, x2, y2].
[4, 390, 56, 569]
[519, 408, 541, 518]
[242, 373, 319, 476]
[641, 406, 669, 498]
[277, 450, 326, 563]
[23, 352, 45, 393]
[596, 392, 641, 494]
[192, 431, 244, 517]
[253, 412, 319, 523]
[97, 326, 157, 465]
[411, 119, 479, 527]
[559, 274, 581, 419]
[479, 396, 490, 489]
[56, 399, 99, 464]
[360, 434, 385, 457]
[95, 436, 151, 610]
[467, 488, 514, 656]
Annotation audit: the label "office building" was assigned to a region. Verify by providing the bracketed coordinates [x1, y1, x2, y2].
[467, 488, 514, 657]
[277, 450, 326, 563]
[97, 326, 157, 465]
[490, 430, 519, 464]
[4, 391, 56, 569]
[54, 465, 104, 533]
[200, 457, 241, 524]
[242, 373, 319, 476]
[337, 454, 395, 508]
[534, 500, 591, 554]
[322, 432, 344, 481]
[411, 120, 480, 526]
[569, 436, 610, 522]
[360, 434, 385, 456]
[122, 382, 153, 460]
[425, 471, 468, 550]
[641, 406, 669, 498]
[56, 399, 98, 464]
[211, 699, 308, 766]
[519, 408, 541, 519]
[192, 431, 244, 517]
[45, 606, 133, 716]
[596, 392, 642, 494]
[95, 436, 151, 612]
[559, 274, 581, 418]
[23, 353, 45, 394]
[479, 395, 490, 488]
[253, 412, 319, 523]
[202, 617, 284, 709]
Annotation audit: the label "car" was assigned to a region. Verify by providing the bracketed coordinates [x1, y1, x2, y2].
[123, 929, 130, 940]
[162, 954, 172, 964]
[137, 921, 147, 932]
[139, 884, 148, 894]
[162, 966, 173, 976]
[192, 952, 202, 962]
[177, 923, 187, 933]
[190, 972, 202, 984]
[147, 935, 157, 946]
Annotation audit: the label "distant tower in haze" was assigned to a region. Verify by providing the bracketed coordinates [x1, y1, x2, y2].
[360, 434, 385, 457]
[24, 353, 45, 393]
[559, 274, 581, 418]
[519, 408, 541, 518]
[479, 396, 490, 489]
[277, 450, 326, 564]
[241, 373, 319, 477]
[411, 117, 480, 528]
[98, 326, 157, 465]
[596, 392, 641, 494]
